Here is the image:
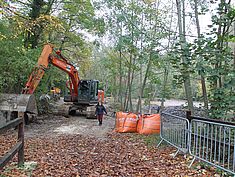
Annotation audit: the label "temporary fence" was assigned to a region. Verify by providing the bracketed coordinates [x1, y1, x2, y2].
[189, 116, 235, 175]
[157, 112, 189, 156]
[158, 111, 235, 175]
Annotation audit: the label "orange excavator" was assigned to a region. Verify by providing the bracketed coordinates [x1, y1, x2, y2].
[0, 44, 104, 121]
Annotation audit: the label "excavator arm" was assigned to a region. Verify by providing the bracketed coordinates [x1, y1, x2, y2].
[0, 43, 102, 121]
[22, 44, 80, 101]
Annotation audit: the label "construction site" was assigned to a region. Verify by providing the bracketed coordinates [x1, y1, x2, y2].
[1, 0, 235, 176]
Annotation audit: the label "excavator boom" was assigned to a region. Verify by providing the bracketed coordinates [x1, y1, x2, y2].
[0, 43, 102, 120]
[22, 44, 52, 94]
[22, 44, 80, 101]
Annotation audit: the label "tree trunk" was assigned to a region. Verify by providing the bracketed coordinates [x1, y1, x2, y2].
[176, 0, 194, 113]
[136, 12, 144, 113]
[25, 0, 44, 48]
[118, 49, 123, 110]
[234, 21, 235, 70]
[136, 63, 143, 113]
[24, 0, 54, 49]
[161, 0, 175, 108]
[161, 68, 168, 107]
[124, 62, 131, 111]
[136, 52, 152, 113]
[113, 75, 118, 102]
[193, 0, 209, 114]
[127, 56, 132, 112]
[126, 0, 135, 112]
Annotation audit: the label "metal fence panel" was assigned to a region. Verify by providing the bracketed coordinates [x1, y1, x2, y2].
[189, 119, 235, 175]
[158, 112, 189, 154]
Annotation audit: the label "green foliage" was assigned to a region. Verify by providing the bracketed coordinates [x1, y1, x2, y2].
[166, 0, 235, 119]
[0, 0, 234, 119]
[205, 2, 234, 119]
[0, 0, 104, 95]
[0, 22, 39, 92]
[88, 0, 234, 117]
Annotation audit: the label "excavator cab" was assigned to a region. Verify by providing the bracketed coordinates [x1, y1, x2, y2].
[77, 80, 99, 105]
[65, 79, 99, 115]
[64, 79, 99, 104]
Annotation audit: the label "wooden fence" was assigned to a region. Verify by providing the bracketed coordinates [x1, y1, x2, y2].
[0, 117, 24, 169]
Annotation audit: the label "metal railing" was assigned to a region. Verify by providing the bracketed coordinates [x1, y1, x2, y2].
[158, 111, 235, 175]
[157, 112, 189, 157]
[189, 117, 235, 175]
[0, 117, 24, 170]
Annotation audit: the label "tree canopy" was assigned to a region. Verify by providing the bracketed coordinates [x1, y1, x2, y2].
[0, 0, 234, 119]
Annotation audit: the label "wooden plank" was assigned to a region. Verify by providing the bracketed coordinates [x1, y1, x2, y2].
[0, 142, 22, 169]
[18, 122, 24, 166]
[0, 118, 22, 133]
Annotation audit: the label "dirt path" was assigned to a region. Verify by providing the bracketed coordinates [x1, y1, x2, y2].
[25, 99, 115, 139]
[25, 114, 115, 139]
[0, 100, 216, 176]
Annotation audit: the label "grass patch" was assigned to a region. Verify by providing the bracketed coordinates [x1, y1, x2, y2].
[0, 161, 37, 177]
[132, 133, 168, 148]
[191, 160, 233, 177]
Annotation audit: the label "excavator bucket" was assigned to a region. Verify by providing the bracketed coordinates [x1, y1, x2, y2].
[0, 94, 38, 114]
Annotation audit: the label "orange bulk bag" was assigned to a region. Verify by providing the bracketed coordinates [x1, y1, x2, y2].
[137, 114, 160, 134]
[116, 112, 138, 133]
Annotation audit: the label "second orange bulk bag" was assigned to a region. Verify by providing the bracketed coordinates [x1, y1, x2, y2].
[137, 114, 160, 134]
[116, 112, 138, 133]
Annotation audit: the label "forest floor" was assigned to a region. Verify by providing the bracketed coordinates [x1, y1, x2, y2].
[0, 99, 220, 177]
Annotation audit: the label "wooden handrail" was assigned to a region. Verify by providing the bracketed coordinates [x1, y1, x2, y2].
[0, 142, 22, 169]
[0, 118, 22, 133]
[0, 117, 24, 170]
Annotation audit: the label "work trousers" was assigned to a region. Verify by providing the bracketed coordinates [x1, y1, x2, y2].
[97, 114, 103, 125]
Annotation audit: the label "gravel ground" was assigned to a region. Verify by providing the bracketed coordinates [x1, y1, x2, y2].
[25, 114, 115, 139]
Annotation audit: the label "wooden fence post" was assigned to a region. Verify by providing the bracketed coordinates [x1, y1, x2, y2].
[186, 110, 192, 122]
[18, 112, 24, 167]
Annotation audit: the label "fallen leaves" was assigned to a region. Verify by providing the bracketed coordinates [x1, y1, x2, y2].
[1, 132, 217, 176]
[0, 130, 17, 157]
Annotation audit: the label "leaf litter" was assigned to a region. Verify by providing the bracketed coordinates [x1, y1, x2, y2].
[0, 114, 217, 176]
